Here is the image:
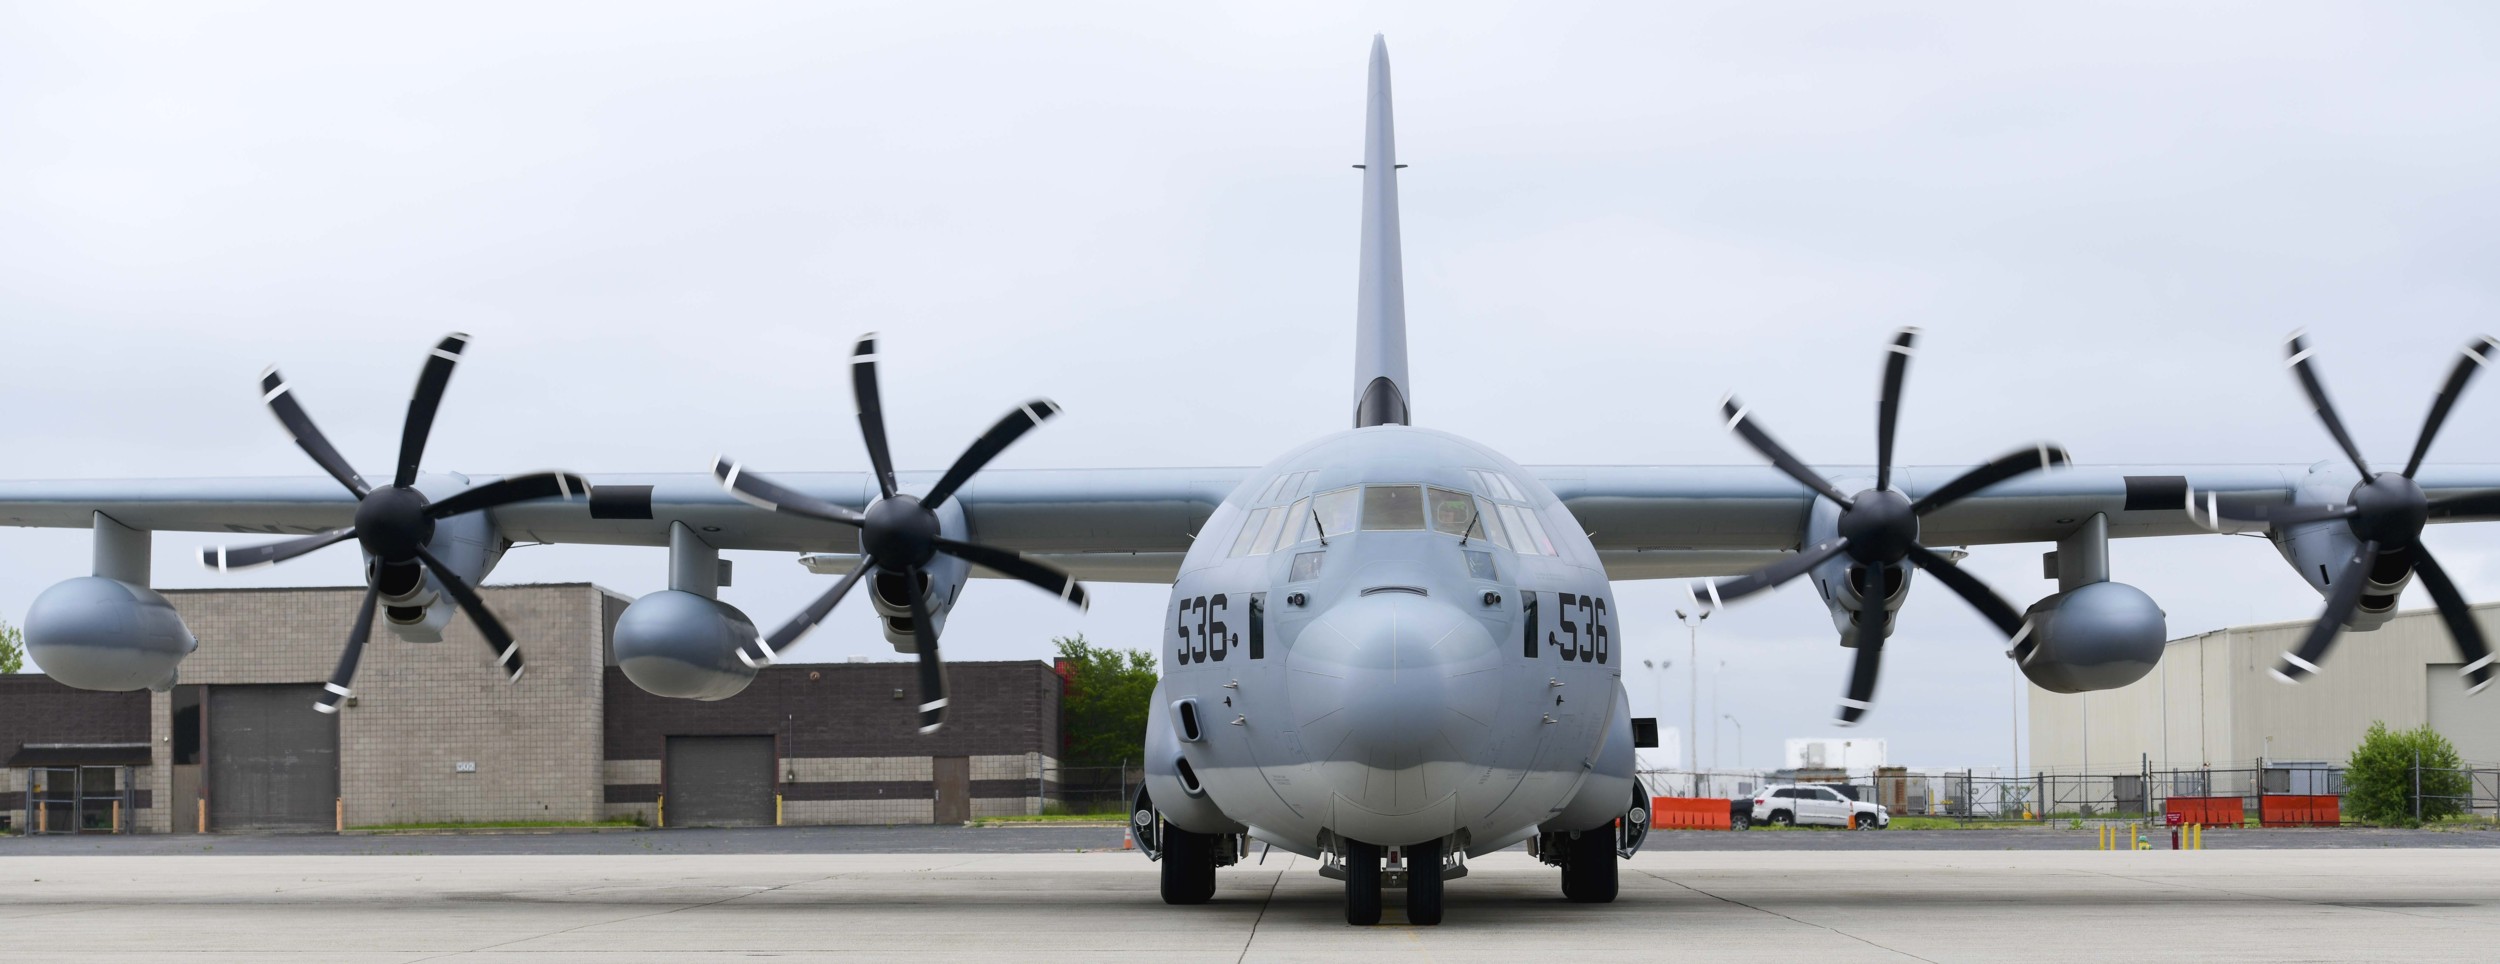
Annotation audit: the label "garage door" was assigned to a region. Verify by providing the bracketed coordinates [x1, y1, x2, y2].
[2428, 665, 2500, 766]
[665, 736, 776, 827]
[207, 684, 339, 832]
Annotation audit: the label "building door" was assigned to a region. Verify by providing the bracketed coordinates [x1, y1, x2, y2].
[663, 736, 776, 827]
[206, 684, 339, 832]
[933, 756, 971, 824]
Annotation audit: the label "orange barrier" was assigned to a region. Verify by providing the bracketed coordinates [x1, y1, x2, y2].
[1651, 796, 1733, 830]
[2258, 794, 2339, 828]
[2165, 796, 2244, 828]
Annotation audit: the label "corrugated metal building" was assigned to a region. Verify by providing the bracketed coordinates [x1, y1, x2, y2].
[2030, 603, 2500, 771]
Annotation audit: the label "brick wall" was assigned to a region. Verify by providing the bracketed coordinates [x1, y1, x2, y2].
[156, 584, 615, 832]
[601, 661, 1061, 824]
[0, 675, 150, 828]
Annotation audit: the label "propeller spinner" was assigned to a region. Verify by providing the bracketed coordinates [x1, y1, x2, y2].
[1699, 328, 2070, 725]
[714, 333, 1090, 734]
[200, 333, 589, 713]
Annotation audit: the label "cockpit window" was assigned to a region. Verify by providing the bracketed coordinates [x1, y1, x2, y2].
[1250, 502, 1289, 554]
[1301, 486, 1359, 543]
[1361, 485, 1426, 530]
[1500, 504, 1556, 555]
[1469, 468, 1526, 503]
[1472, 495, 1512, 550]
[1228, 507, 1273, 557]
[1267, 497, 1309, 553]
[1427, 486, 1477, 535]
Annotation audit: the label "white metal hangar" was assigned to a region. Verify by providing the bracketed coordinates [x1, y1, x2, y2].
[2030, 602, 2500, 771]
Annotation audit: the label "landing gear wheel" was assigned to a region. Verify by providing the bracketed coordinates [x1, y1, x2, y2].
[1344, 840, 1382, 926]
[1562, 830, 1618, 904]
[1159, 826, 1217, 905]
[1405, 838, 1445, 926]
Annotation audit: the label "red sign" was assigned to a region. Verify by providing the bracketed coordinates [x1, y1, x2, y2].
[2164, 812, 2184, 827]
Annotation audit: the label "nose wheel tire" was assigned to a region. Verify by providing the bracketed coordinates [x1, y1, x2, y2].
[1344, 840, 1383, 926]
[1405, 838, 1445, 926]
[1160, 826, 1217, 905]
[1561, 830, 1619, 904]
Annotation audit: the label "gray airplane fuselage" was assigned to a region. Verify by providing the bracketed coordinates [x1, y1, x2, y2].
[1143, 425, 1636, 859]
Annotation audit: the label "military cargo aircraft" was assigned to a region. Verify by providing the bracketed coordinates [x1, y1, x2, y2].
[3, 36, 2496, 926]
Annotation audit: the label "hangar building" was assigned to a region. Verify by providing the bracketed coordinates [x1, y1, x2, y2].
[2, 584, 1062, 833]
[2030, 602, 2500, 772]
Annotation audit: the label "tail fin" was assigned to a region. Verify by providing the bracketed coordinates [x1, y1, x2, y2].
[1352, 34, 1410, 428]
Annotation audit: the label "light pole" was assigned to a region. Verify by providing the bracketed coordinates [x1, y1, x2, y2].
[1674, 609, 1709, 796]
[1640, 658, 1671, 770]
[1724, 714, 1744, 770]
[1712, 659, 1726, 772]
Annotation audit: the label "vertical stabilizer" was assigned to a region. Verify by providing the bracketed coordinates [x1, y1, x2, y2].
[1352, 35, 1411, 428]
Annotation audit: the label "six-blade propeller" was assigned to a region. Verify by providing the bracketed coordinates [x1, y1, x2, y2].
[199, 334, 588, 713]
[714, 333, 1090, 734]
[2223, 333, 2500, 694]
[1699, 328, 2071, 726]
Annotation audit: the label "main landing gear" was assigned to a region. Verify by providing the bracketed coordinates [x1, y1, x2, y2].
[1333, 837, 1456, 926]
[1536, 782, 1651, 904]
[1134, 788, 1242, 906]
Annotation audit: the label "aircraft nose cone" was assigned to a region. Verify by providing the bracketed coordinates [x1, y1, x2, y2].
[1288, 591, 1502, 772]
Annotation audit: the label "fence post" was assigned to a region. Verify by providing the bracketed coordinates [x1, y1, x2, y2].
[2413, 749, 2422, 823]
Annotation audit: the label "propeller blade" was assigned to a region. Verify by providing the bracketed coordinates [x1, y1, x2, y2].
[2405, 336, 2499, 479]
[2271, 539, 2380, 684]
[1720, 396, 1855, 508]
[1875, 328, 1916, 492]
[1695, 538, 1850, 609]
[315, 585, 382, 714]
[1909, 444, 2070, 516]
[395, 333, 467, 490]
[907, 587, 949, 734]
[932, 536, 1090, 610]
[259, 367, 372, 497]
[2408, 549, 2495, 695]
[2429, 490, 2500, 522]
[2284, 332, 2374, 478]
[922, 399, 1062, 510]
[1835, 604, 1891, 727]
[1904, 543, 2027, 637]
[851, 333, 900, 501]
[425, 471, 588, 519]
[754, 559, 874, 666]
[413, 546, 524, 682]
[712, 457, 866, 527]
[201, 526, 357, 572]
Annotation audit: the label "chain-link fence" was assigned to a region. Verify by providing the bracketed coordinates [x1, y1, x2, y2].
[1042, 762, 1142, 817]
[1638, 761, 2497, 825]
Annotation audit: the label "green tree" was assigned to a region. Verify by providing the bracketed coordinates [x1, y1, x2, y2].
[0, 619, 23, 674]
[2344, 720, 2469, 825]
[1054, 634, 1159, 769]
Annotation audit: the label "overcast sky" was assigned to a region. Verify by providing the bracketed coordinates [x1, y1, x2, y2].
[4, 2, 2498, 771]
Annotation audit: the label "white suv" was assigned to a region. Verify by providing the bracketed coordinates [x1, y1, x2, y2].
[1749, 784, 1889, 829]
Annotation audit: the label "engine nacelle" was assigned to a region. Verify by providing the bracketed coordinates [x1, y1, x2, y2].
[862, 497, 970, 653]
[2016, 581, 2166, 693]
[24, 577, 198, 692]
[1804, 482, 1908, 641]
[612, 589, 761, 701]
[2269, 462, 2407, 632]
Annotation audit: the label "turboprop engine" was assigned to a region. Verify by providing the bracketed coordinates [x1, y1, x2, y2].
[2012, 581, 2166, 693]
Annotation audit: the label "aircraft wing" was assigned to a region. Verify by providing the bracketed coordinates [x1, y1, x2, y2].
[1535, 462, 2500, 580]
[0, 468, 1250, 580]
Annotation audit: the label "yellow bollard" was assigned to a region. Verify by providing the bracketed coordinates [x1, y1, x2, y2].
[776, 794, 784, 826]
[112, 800, 120, 833]
[2131, 822, 2142, 850]
[657, 795, 665, 829]
[335, 797, 344, 833]
[197, 797, 207, 834]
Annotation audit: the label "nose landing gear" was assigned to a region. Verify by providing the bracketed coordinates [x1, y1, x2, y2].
[1327, 836, 1459, 925]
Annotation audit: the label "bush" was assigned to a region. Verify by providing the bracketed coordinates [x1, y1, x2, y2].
[2344, 721, 2470, 826]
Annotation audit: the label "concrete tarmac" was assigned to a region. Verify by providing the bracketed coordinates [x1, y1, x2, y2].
[1, 847, 2493, 962]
